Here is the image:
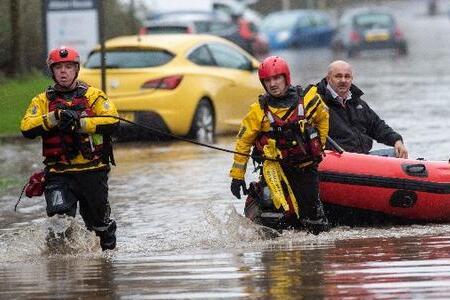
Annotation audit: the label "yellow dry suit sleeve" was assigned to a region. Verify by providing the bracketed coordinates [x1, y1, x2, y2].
[229, 103, 264, 180]
[79, 87, 119, 134]
[304, 86, 329, 146]
[20, 92, 55, 135]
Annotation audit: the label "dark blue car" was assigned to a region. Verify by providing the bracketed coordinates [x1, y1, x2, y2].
[331, 8, 408, 57]
[260, 9, 335, 50]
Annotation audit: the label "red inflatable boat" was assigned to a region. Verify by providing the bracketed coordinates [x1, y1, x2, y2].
[319, 150, 450, 223]
[244, 149, 450, 230]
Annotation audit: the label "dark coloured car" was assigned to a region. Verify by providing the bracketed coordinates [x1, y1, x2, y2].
[141, 13, 235, 35]
[260, 9, 335, 50]
[141, 11, 268, 56]
[332, 8, 408, 57]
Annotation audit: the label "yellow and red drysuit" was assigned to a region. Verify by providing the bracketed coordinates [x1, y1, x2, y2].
[230, 85, 330, 234]
[20, 82, 119, 250]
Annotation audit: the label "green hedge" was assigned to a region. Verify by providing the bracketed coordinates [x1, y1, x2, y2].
[0, 72, 51, 136]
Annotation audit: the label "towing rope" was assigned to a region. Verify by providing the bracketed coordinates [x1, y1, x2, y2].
[83, 115, 280, 162]
[14, 115, 343, 212]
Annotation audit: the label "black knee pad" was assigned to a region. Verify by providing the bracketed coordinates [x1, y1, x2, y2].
[45, 182, 77, 217]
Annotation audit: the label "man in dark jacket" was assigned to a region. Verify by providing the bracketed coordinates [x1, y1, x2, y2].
[317, 60, 408, 158]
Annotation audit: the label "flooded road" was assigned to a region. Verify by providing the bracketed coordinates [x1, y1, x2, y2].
[2, 1, 450, 299]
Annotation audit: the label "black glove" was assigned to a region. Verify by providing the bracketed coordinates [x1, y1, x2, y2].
[230, 179, 248, 199]
[58, 109, 80, 132]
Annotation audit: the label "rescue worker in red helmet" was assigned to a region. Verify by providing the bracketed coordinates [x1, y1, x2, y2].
[229, 56, 330, 234]
[20, 46, 120, 251]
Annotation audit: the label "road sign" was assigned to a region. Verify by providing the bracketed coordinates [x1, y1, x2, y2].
[43, 0, 99, 62]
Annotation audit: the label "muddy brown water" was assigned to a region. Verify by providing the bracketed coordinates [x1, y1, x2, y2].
[1, 1, 450, 299]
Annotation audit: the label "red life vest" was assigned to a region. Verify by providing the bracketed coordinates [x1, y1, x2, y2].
[42, 85, 102, 164]
[255, 95, 323, 166]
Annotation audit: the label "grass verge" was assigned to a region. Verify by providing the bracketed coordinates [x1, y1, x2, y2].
[0, 71, 52, 136]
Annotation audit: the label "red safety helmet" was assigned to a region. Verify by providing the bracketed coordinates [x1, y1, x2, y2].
[46, 46, 80, 68]
[258, 56, 291, 86]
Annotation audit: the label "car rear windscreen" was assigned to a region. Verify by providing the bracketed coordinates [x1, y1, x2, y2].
[146, 26, 189, 34]
[261, 12, 299, 31]
[84, 49, 174, 68]
[354, 14, 394, 29]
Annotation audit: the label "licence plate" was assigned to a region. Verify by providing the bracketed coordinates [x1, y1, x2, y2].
[119, 111, 135, 122]
[365, 31, 390, 42]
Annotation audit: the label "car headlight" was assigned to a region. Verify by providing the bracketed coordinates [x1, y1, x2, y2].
[276, 31, 291, 42]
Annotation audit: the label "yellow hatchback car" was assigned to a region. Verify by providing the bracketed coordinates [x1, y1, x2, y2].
[79, 34, 264, 142]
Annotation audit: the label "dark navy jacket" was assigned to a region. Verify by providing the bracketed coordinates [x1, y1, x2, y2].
[316, 78, 402, 154]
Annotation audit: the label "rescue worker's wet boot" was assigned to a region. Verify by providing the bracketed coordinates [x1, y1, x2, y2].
[302, 217, 330, 235]
[45, 215, 76, 253]
[301, 204, 330, 235]
[96, 220, 117, 251]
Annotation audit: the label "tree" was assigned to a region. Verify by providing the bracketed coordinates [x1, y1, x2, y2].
[9, 0, 25, 75]
[0, 0, 143, 77]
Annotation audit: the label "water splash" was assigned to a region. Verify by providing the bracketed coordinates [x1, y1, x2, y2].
[203, 203, 281, 242]
[42, 216, 100, 255]
[135, 203, 284, 255]
[0, 216, 104, 262]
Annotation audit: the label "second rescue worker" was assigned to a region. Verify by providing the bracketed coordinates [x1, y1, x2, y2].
[229, 56, 330, 234]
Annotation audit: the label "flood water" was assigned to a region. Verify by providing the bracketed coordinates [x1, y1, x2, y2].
[1, 1, 450, 299]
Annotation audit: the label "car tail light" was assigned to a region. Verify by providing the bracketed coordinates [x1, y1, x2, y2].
[350, 30, 361, 43]
[139, 27, 148, 35]
[238, 19, 253, 40]
[394, 27, 404, 39]
[141, 75, 183, 90]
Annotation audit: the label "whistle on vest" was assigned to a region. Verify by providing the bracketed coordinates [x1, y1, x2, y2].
[280, 122, 305, 154]
[297, 119, 306, 132]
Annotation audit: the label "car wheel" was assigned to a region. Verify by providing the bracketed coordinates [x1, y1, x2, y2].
[190, 99, 215, 143]
[398, 43, 408, 56]
[331, 40, 343, 52]
[347, 47, 358, 58]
